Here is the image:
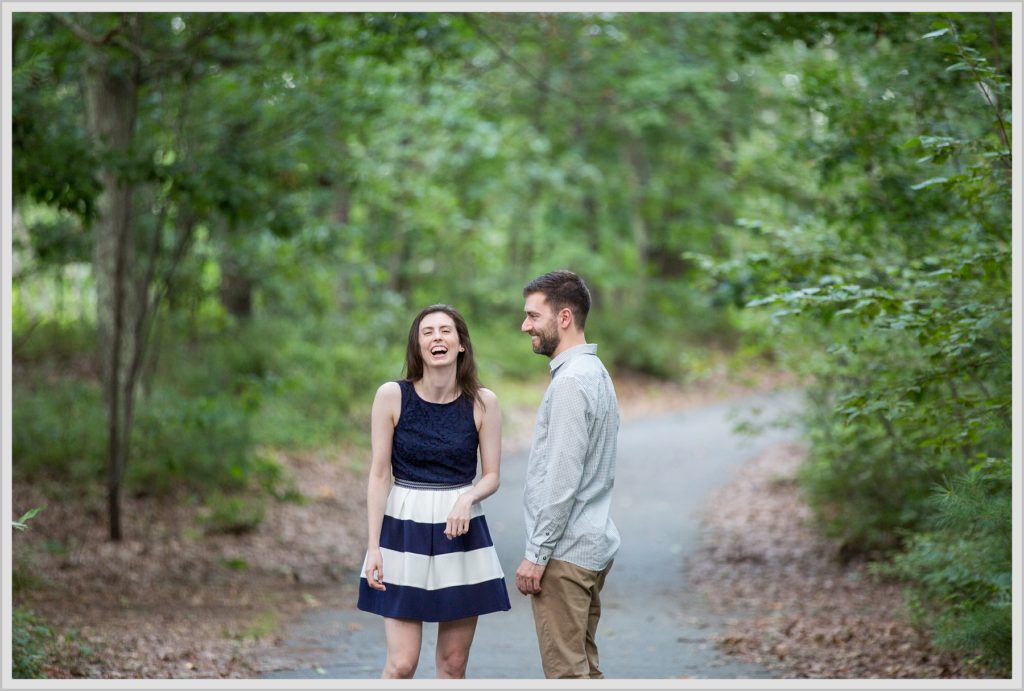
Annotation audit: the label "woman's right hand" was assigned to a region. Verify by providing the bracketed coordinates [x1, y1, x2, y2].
[365, 547, 386, 591]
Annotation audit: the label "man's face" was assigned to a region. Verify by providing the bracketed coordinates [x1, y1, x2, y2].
[521, 293, 560, 357]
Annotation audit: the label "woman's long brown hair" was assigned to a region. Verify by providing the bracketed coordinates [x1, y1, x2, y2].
[403, 304, 481, 407]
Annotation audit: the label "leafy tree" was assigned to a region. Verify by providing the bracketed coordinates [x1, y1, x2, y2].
[697, 12, 1011, 671]
[12, 11, 463, 538]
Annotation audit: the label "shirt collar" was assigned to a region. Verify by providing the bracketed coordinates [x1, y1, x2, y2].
[549, 343, 598, 376]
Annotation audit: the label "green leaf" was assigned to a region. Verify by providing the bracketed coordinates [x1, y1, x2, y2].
[910, 177, 949, 191]
[13, 507, 43, 530]
[746, 295, 780, 308]
[921, 28, 951, 39]
[17, 507, 43, 524]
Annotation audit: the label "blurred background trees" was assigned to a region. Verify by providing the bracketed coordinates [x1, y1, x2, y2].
[10, 11, 1013, 674]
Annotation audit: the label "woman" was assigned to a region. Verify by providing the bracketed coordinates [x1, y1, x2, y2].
[358, 304, 510, 678]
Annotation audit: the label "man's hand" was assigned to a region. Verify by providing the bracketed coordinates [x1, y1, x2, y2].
[515, 559, 546, 595]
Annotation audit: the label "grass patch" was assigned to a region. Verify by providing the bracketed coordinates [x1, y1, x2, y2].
[200, 491, 266, 535]
[231, 611, 278, 642]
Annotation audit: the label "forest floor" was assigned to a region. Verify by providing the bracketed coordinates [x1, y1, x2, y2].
[685, 443, 984, 679]
[11, 366, 980, 679]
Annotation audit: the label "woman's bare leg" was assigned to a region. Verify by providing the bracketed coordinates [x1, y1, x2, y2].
[435, 616, 478, 679]
[382, 617, 423, 678]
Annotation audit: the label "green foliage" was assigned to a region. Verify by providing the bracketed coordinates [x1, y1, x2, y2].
[127, 389, 265, 496]
[232, 610, 278, 642]
[12, 507, 50, 600]
[12, 509, 51, 678]
[13, 365, 286, 503]
[699, 13, 1011, 669]
[12, 607, 52, 679]
[12, 374, 277, 500]
[472, 319, 544, 382]
[219, 557, 250, 570]
[11, 557, 48, 595]
[876, 458, 1011, 676]
[252, 319, 392, 448]
[13, 11, 760, 414]
[12, 507, 43, 532]
[13, 380, 106, 484]
[199, 490, 266, 535]
[12, 15, 100, 222]
[12, 316, 96, 367]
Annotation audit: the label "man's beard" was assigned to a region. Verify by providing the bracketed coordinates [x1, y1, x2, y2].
[531, 326, 560, 357]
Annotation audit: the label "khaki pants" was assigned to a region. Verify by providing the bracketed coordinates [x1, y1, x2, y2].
[530, 558, 613, 679]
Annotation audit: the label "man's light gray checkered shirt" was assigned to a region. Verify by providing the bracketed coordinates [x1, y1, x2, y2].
[523, 343, 621, 572]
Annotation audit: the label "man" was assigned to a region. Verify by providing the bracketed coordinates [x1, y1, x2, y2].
[515, 270, 621, 679]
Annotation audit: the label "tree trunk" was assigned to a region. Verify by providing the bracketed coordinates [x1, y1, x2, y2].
[620, 136, 651, 269]
[619, 136, 651, 317]
[219, 254, 253, 318]
[84, 45, 140, 542]
[333, 182, 354, 314]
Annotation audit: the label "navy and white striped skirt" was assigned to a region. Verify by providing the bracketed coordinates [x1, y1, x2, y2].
[357, 480, 511, 622]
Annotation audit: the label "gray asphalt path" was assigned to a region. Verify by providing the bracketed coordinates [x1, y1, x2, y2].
[261, 389, 803, 680]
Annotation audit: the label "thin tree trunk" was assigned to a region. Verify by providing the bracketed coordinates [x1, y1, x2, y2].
[620, 136, 650, 270]
[619, 136, 651, 316]
[85, 43, 140, 542]
[219, 254, 254, 318]
[334, 180, 353, 314]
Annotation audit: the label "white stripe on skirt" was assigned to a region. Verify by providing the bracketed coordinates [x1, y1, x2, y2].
[372, 546, 505, 590]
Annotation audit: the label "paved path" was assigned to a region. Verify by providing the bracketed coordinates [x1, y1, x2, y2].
[261, 389, 803, 680]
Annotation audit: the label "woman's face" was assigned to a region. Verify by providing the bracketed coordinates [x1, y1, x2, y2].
[418, 311, 463, 368]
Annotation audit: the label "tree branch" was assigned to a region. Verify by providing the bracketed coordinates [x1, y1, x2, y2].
[55, 13, 121, 46]
[462, 14, 589, 109]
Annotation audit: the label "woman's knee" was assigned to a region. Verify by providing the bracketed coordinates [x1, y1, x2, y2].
[383, 654, 419, 678]
[436, 647, 469, 678]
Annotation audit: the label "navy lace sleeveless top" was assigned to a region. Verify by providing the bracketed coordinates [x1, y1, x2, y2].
[391, 380, 479, 485]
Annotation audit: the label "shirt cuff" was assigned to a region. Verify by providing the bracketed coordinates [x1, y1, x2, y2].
[525, 543, 553, 565]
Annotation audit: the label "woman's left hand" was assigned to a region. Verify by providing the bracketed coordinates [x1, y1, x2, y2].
[444, 494, 474, 540]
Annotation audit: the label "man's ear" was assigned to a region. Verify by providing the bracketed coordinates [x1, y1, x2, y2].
[558, 307, 573, 329]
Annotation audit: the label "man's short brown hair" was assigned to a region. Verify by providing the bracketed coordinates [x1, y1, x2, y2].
[523, 270, 592, 330]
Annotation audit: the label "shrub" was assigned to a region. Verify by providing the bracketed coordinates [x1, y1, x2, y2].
[877, 458, 1011, 677]
[12, 380, 106, 484]
[699, 16, 1011, 672]
[12, 607, 51, 679]
[127, 389, 268, 497]
[199, 490, 266, 534]
[251, 315, 401, 448]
